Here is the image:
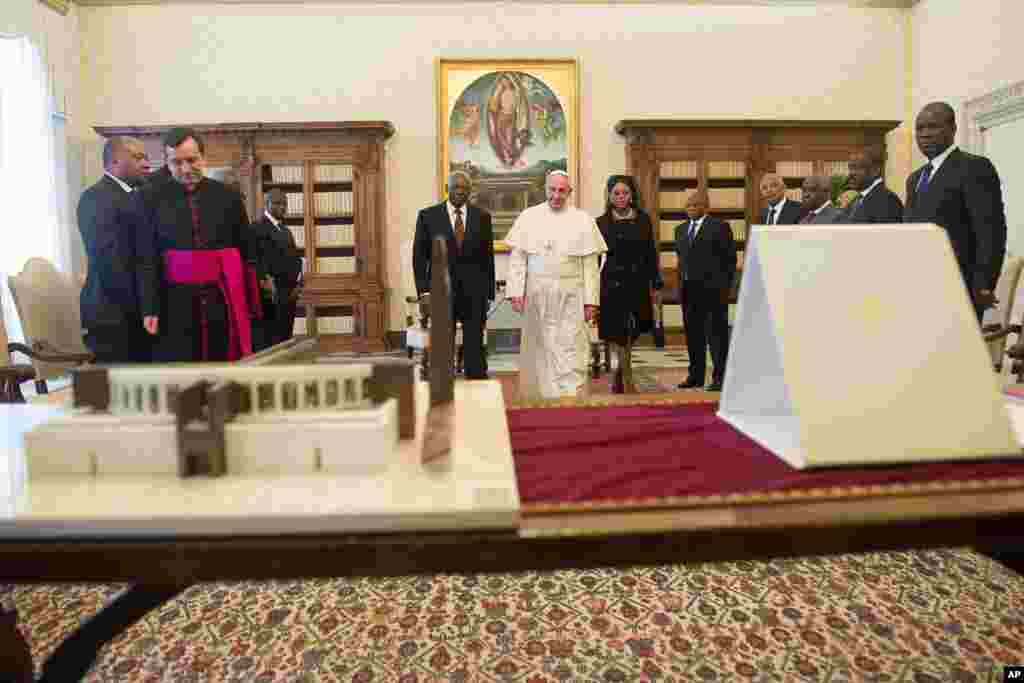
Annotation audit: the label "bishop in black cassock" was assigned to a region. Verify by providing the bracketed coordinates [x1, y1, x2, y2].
[132, 128, 254, 362]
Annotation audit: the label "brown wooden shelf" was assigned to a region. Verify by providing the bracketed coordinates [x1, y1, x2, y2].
[94, 120, 393, 349]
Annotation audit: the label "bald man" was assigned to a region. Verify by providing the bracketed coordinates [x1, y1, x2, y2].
[905, 101, 1007, 319]
[759, 173, 803, 226]
[506, 171, 607, 399]
[413, 171, 495, 379]
[78, 136, 152, 363]
[799, 176, 843, 224]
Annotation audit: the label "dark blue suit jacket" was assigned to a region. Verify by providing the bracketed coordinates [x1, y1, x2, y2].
[904, 148, 1007, 292]
[77, 175, 141, 330]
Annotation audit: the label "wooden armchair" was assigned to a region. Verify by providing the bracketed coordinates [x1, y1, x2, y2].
[0, 288, 37, 403]
[981, 256, 1024, 372]
[7, 258, 95, 394]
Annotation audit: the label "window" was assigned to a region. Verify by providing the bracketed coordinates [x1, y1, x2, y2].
[0, 35, 63, 345]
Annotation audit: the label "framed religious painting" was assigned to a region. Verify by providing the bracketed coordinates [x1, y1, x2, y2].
[437, 58, 580, 249]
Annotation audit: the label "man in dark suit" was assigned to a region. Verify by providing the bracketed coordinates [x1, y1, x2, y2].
[77, 136, 152, 363]
[413, 171, 495, 379]
[842, 146, 903, 223]
[905, 101, 1007, 320]
[675, 192, 736, 392]
[249, 188, 303, 349]
[799, 176, 844, 224]
[759, 173, 803, 226]
[132, 127, 254, 362]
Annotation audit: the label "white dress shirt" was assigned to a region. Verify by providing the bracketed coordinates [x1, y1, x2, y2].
[447, 201, 467, 230]
[104, 172, 133, 193]
[859, 177, 884, 200]
[926, 144, 957, 179]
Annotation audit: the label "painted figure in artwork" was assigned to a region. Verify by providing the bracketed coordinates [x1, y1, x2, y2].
[447, 70, 569, 240]
[487, 72, 532, 168]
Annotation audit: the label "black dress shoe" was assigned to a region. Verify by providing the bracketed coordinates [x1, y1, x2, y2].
[677, 378, 703, 389]
[706, 381, 724, 392]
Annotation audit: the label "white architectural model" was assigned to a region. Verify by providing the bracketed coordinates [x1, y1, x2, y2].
[24, 363, 401, 479]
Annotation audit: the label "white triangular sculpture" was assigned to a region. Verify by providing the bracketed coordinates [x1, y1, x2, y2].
[719, 223, 1019, 469]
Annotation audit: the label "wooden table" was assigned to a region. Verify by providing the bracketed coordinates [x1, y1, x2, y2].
[4, 352, 1024, 680]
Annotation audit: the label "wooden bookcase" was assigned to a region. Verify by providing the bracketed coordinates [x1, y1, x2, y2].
[94, 121, 394, 351]
[615, 120, 900, 311]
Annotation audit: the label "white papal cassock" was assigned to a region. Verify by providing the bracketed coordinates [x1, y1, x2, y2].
[505, 203, 608, 400]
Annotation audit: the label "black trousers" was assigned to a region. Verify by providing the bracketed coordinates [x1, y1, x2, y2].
[454, 285, 488, 379]
[151, 288, 231, 362]
[681, 282, 729, 384]
[84, 322, 152, 364]
[275, 288, 298, 345]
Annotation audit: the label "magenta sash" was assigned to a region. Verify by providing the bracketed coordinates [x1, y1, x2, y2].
[164, 248, 257, 360]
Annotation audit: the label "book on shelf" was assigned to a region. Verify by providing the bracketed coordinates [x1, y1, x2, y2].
[288, 225, 305, 248]
[659, 220, 679, 242]
[707, 187, 745, 210]
[317, 316, 355, 334]
[785, 188, 803, 202]
[707, 161, 746, 179]
[822, 160, 850, 177]
[314, 164, 354, 183]
[293, 317, 307, 336]
[658, 189, 695, 211]
[317, 224, 355, 247]
[285, 192, 305, 216]
[270, 165, 303, 184]
[775, 161, 814, 177]
[658, 160, 698, 179]
[313, 191, 354, 217]
[728, 220, 747, 241]
[317, 256, 357, 275]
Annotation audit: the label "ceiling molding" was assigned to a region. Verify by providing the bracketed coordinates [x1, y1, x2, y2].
[74, 0, 916, 9]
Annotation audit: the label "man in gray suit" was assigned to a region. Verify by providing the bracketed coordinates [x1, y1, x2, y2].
[798, 176, 843, 224]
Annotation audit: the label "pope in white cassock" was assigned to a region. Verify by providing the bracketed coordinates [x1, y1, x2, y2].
[506, 171, 608, 399]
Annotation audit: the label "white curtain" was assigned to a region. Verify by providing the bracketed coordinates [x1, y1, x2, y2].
[0, 34, 62, 344]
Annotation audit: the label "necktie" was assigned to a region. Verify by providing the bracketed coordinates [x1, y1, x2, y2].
[766, 204, 777, 225]
[916, 164, 933, 194]
[687, 220, 697, 244]
[848, 195, 864, 218]
[454, 208, 465, 250]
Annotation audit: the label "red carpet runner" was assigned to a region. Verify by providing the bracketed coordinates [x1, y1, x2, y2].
[508, 402, 1024, 506]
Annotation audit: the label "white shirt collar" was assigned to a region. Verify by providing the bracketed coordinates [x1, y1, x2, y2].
[928, 144, 957, 175]
[767, 197, 790, 216]
[104, 172, 133, 193]
[860, 177, 884, 198]
[264, 210, 281, 228]
[447, 201, 467, 224]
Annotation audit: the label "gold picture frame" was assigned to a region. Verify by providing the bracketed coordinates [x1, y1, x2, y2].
[437, 58, 580, 252]
[38, 0, 71, 15]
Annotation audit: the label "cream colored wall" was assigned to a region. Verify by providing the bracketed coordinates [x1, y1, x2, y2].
[911, 0, 1024, 163]
[78, 2, 906, 329]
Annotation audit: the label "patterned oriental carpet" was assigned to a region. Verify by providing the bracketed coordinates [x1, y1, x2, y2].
[6, 380, 1024, 681]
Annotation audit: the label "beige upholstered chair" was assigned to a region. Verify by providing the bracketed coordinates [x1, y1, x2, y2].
[7, 257, 94, 392]
[982, 255, 1024, 371]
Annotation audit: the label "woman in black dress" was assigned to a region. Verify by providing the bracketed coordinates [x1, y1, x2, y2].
[596, 175, 663, 393]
